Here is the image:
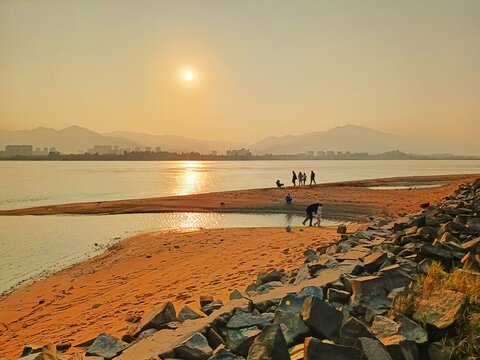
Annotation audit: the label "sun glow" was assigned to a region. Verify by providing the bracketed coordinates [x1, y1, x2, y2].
[184, 71, 193, 81]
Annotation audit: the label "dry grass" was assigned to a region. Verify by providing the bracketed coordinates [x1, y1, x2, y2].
[399, 262, 480, 360]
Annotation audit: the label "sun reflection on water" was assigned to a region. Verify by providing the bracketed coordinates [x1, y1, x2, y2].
[172, 161, 210, 196]
[169, 212, 221, 230]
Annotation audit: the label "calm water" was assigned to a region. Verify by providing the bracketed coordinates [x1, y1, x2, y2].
[1, 159, 479, 294]
[1, 160, 480, 210]
[0, 213, 346, 293]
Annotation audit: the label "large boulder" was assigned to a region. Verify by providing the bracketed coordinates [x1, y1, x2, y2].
[246, 324, 290, 360]
[301, 296, 343, 342]
[338, 317, 377, 347]
[363, 252, 388, 273]
[136, 302, 176, 333]
[226, 326, 261, 356]
[355, 337, 393, 360]
[227, 312, 271, 329]
[304, 337, 361, 360]
[174, 332, 213, 360]
[413, 290, 466, 329]
[86, 333, 129, 359]
[273, 309, 309, 346]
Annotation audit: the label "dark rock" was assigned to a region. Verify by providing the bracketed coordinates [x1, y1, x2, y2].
[413, 290, 466, 329]
[301, 296, 343, 342]
[206, 327, 224, 349]
[304, 337, 361, 360]
[227, 312, 271, 329]
[427, 342, 449, 360]
[200, 295, 214, 307]
[382, 335, 419, 360]
[364, 252, 388, 273]
[298, 285, 324, 299]
[388, 312, 428, 344]
[202, 300, 224, 315]
[273, 309, 309, 346]
[327, 288, 350, 304]
[229, 290, 246, 300]
[246, 324, 290, 360]
[351, 276, 388, 297]
[178, 306, 204, 322]
[86, 333, 129, 359]
[256, 270, 286, 285]
[277, 293, 308, 315]
[439, 221, 467, 235]
[337, 225, 347, 234]
[418, 243, 455, 263]
[294, 264, 311, 284]
[136, 302, 176, 334]
[355, 337, 393, 360]
[420, 202, 430, 209]
[174, 332, 213, 360]
[226, 326, 260, 356]
[304, 249, 319, 263]
[255, 281, 283, 294]
[338, 317, 377, 347]
[209, 347, 243, 360]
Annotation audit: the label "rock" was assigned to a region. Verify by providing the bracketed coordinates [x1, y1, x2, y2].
[327, 288, 350, 304]
[227, 312, 271, 329]
[388, 312, 428, 344]
[461, 237, 480, 253]
[355, 337, 393, 360]
[298, 285, 324, 299]
[351, 275, 388, 297]
[209, 347, 243, 360]
[276, 293, 309, 315]
[206, 327, 224, 349]
[304, 249, 319, 263]
[136, 302, 176, 333]
[226, 326, 261, 356]
[256, 270, 286, 285]
[418, 243, 455, 263]
[273, 309, 309, 346]
[413, 290, 466, 329]
[420, 202, 430, 209]
[288, 344, 304, 360]
[133, 328, 158, 344]
[301, 296, 343, 342]
[200, 295, 214, 307]
[467, 218, 480, 233]
[178, 306, 203, 322]
[381, 335, 419, 360]
[294, 264, 311, 284]
[440, 221, 468, 235]
[338, 317, 377, 347]
[255, 281, 283, 294]
[174, 332, 213, 360]
[337, 225, 347, 234]
[229, 289, 246, 300]
[304, 337, 361, 360]
[247, 324, 290, 360]
[86, 333, 129, 359]
[202, 300, 224, 315]
[427, 342, 449, 360]
[363, 252, 388, 273]
[370, 315, 400, 340]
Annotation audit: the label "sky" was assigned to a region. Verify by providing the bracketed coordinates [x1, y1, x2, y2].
[0, 0, 479, 142]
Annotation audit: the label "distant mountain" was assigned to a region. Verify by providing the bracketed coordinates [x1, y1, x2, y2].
[105, 131, 247, 154]
[250, 125, 480, 155]
[0, 126, 141, 154]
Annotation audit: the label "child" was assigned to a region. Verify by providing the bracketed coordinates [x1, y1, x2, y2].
[285, 193, 292, 204]
[314, 203, 323, 227]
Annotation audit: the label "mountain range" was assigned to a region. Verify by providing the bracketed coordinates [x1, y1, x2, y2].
[0, 125, 478, 156]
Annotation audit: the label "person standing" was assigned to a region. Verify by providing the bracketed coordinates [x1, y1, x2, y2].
[313, 203, 323, 227]
[292, 171, 297, 186]
[310, 170, 316, 185]
[302, 202, 321, 226]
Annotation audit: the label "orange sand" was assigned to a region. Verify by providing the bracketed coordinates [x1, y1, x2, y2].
[0, 226, 354, 359]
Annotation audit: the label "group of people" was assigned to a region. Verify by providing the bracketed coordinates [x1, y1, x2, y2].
[275, 170, 317, 189]
[292, 170, 316, 186]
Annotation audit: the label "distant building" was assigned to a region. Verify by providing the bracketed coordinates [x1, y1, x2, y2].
[317, 151, 326, 157]
[5, 145, 33, 157]
[211, 150, 218, 156]
[88, 145, 113, 155]
[146, 147, 152, 152]
[326, 151, 335, 158]
[226, 148, 251, 156]
[134, 147, 141, 152]
[49, 147, 57, 153]
[307, 151, 314, 157]
[33, 147, 49, 156]
[155, 147, 162, 153]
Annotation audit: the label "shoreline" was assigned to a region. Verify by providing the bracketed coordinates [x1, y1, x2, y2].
[1, 173, 479, 358]
[0, 174, 478, 218]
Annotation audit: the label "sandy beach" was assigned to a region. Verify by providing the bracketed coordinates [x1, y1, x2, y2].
[0, 174, 479, 358]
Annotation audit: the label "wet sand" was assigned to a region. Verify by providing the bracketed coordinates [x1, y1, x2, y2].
[0, 174, 477, 220]
[0, 226, 356, 358]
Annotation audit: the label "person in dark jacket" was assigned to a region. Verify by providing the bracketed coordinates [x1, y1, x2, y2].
[276, 179, 284, 188]
[302, 202, 321, 226]
[292, 171, 297, 186]
[310, 170, 316, 185]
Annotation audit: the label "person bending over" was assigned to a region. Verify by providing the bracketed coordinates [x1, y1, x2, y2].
[302, 202, 321, 226]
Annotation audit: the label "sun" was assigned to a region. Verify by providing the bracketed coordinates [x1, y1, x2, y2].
[184, 71, 193, 81]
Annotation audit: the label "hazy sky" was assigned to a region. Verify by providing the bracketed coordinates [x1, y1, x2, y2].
[1, 0, 479, 142]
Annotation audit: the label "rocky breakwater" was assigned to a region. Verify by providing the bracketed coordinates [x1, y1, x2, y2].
[13, 178, 480, 360]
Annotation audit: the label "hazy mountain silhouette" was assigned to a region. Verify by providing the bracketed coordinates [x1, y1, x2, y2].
[0, 124, 477, 155]
[250, 125, 479, 155]
[0, 126, 141, 154]
[106, 131, 247, 154]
